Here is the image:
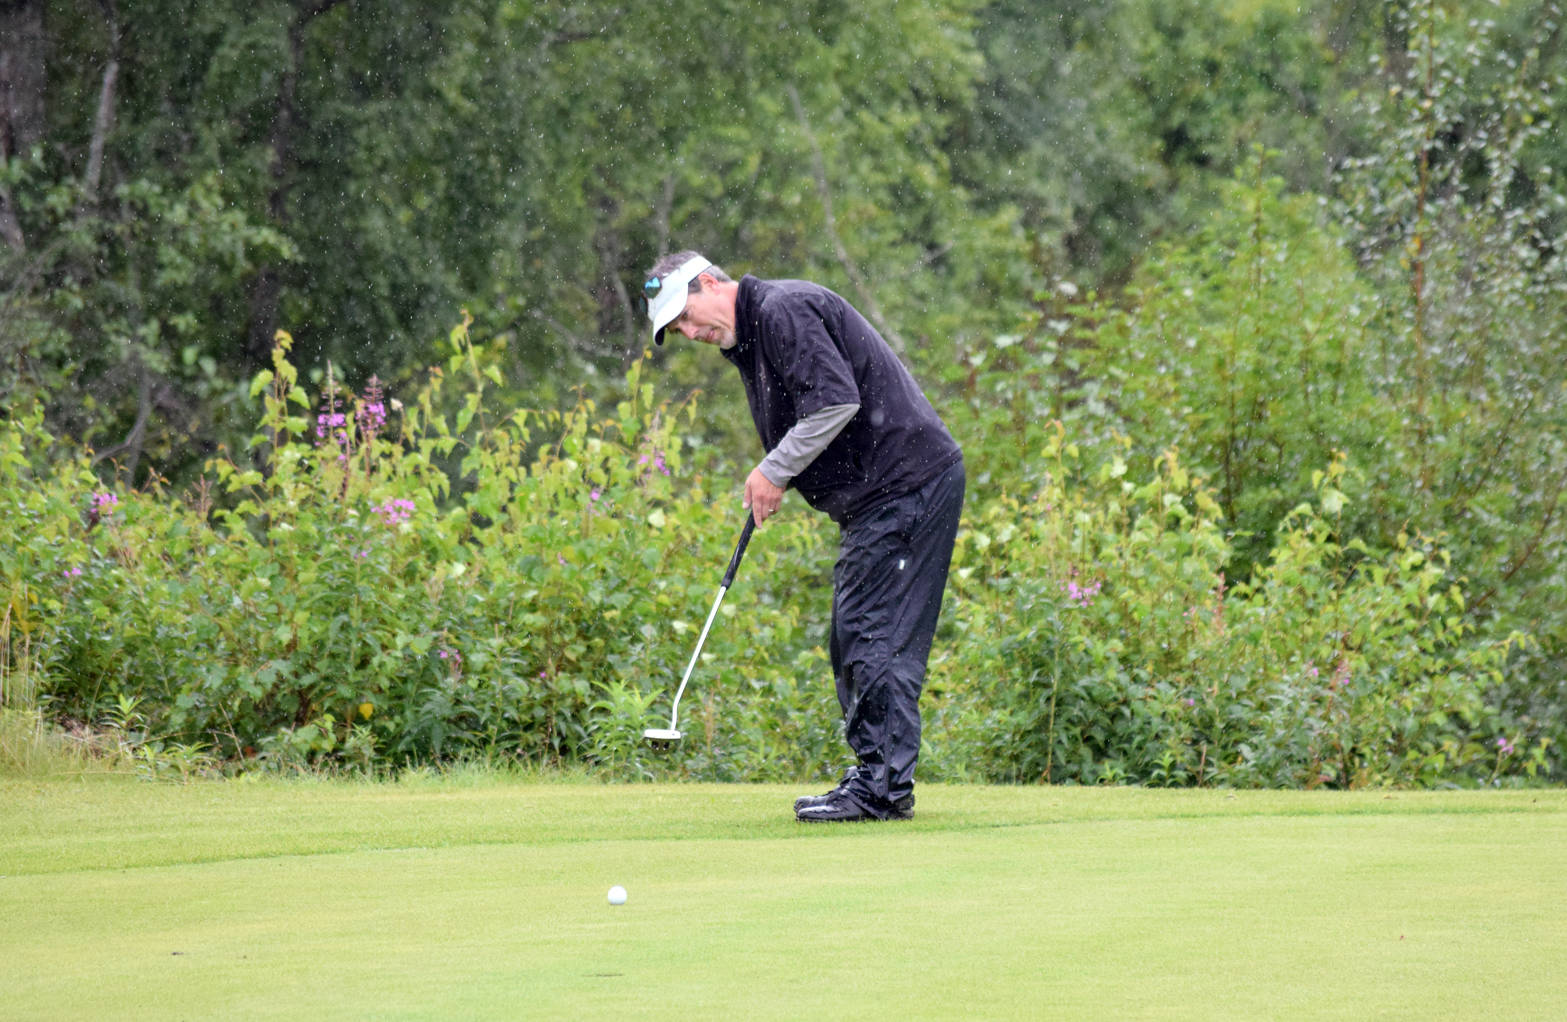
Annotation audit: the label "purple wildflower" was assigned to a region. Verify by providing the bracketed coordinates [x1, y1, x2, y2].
[63, 565, 84, 579]
[357, 376, 388, 436]
[1064, 578, 1102, 608]
[315, 411, 347, 440]
[590, 488, 601, 502]
[1496, 737, 1516, 756]
[315, 374, 353, 456]
[372, 498, 416, 526]
[92, 492, 119, 515]
[639, 449, 671, 478]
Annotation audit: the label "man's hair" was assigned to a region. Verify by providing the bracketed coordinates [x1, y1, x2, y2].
[647, 250, 730, 292]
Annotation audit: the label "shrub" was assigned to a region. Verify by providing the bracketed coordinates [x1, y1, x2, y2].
[8, 330, 841, 778]
[931, 433, 1533, 788]
[2, 325, 1548, 787]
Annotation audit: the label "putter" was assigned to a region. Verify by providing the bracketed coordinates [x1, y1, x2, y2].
[644, 512, 757, 750]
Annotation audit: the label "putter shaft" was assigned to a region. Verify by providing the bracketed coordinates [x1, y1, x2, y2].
[665, 580, 731, 731]
[656, 514, 755, 736]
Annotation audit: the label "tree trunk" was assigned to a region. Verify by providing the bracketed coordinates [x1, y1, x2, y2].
[0, 0, 47, 253]
[82, 0, 121, 207]
[245, 0, 348, 365]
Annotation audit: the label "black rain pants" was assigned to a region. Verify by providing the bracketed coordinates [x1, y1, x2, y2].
[832, 459, 965, 817]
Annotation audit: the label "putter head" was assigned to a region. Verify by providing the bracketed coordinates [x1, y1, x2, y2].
[642, 727, 682, 751]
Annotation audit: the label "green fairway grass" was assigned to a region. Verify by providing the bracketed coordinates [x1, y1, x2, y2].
[2, 779, 1564, 1020]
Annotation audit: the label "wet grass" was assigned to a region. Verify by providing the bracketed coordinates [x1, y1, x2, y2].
[0, 708, 132, 780]
[2, 777, 1563, 1019]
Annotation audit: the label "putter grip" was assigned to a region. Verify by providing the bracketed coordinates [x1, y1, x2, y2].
[722, 514, 756, 589]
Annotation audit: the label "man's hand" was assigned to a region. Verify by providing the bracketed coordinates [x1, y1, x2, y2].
[744, 466, 785, 525]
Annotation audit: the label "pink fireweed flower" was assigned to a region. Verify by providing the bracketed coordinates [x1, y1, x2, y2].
[1496, 737, 1516, 756]
[315, 412, 347, 440]
[1064, 578, 1102, 608]
[92, 492, 119, 515]
[357, 402, 386, 432]
[63, 565, 84, 579]
[357, 376, 388, 436]
[590, 488, 601, 502]
[372, 498, 416, 526]
[638, 450, 671, 477]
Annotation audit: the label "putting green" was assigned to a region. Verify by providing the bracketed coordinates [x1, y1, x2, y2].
[1, 780, 1563, 1019]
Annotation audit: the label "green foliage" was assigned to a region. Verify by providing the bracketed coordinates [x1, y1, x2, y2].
[2, 404, 101, 712]
[5, 334, 1543, 787]
[1333, 0, 1567, 689]
[934, 438, 1533, 788]
[958, 0, 1355, 279]
[7, 336, 843, 778]
[5, 0, 1564, 786]
[995, 130, 1567, 777]
[8, 0, 1039, 484]
[0, 162, 297, 476]
[0, 707, 134, 778]
[1072, 157, 1395, 573]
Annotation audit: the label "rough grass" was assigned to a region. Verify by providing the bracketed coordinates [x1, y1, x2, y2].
[1, 778, 1563, 1020]
[0, 708, 132, 779]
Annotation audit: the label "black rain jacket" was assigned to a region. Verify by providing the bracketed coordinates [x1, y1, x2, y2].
[723, 275, 962, 523]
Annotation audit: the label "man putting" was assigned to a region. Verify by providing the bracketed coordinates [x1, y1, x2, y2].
[644, 251, 964, 822]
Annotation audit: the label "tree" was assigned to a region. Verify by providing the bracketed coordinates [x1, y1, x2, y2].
[955, 0, 1358, 283]
[1334, 0, 1567, 749]
[0, 0, 46, 252]
[5, 0, 1033, 483]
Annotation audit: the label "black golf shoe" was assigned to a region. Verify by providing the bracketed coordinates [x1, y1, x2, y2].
[794, 767, 914, 820]
[792, 766, 859, 812]
[795, 793, 879, 823]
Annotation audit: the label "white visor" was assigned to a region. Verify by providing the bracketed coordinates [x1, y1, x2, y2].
[645, 255, 712, 345]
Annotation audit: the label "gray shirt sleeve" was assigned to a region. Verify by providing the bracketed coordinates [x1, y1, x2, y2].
[757, 402, 860, 487]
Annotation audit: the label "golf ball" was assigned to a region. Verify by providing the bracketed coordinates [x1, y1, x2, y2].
[607, 885, 627, 906]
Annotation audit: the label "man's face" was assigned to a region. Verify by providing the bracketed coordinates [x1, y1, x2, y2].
[668, 275, 736, 349]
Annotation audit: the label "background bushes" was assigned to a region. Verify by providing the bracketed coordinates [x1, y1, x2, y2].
[4, 331, 847, 779]
[933, 442, 1531, 788]
[4, 1, 1563, 787]
[2, 323, 1546, 787]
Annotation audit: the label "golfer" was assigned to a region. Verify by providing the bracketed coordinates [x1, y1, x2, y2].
[643, 251, 964, 822]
